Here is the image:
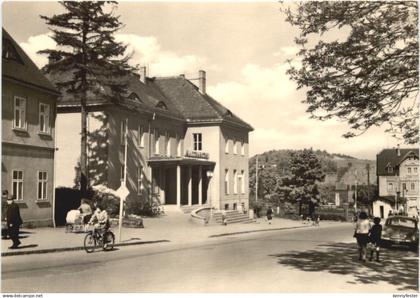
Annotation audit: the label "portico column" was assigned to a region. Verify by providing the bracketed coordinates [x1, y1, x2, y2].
[160, 167, 166, 204]
[188, 165, 192, 206]
[176, 165, 181, 207]
[198, 166, 203, 205]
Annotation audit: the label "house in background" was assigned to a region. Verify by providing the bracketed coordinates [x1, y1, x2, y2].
[375, 147, 419, 219]
[51, 68, 253, 212]
[2, 28, 60, 227]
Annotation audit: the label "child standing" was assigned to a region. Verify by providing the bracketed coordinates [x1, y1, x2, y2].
[369, 217, 382, 262]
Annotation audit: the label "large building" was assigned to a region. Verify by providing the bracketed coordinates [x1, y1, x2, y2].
[54, 68, 253, 211]
[2, 29, 60, 226]
[375, 147, 419, 219]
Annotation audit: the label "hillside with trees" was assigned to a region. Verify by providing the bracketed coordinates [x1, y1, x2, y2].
[249, 149, 376, 213]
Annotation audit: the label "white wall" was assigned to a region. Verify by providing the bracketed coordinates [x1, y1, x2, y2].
[372, 200, 393, 220]
[55, 113, 102, 187]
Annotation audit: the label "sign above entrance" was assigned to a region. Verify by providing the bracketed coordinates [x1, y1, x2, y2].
[185, 150, 209, 160]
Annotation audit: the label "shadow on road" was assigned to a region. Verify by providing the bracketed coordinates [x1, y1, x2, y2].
[270, 242, 418, 291]
[12, 244, 38, 249]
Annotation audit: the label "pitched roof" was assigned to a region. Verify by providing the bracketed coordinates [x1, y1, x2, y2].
[376, 148, 419, 176]
[153, 76, 253, 131]
[2, 28, 59, 95]
[47, 70, 184, 119]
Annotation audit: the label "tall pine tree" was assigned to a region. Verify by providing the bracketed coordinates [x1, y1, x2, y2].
[40, 1, 135, 195]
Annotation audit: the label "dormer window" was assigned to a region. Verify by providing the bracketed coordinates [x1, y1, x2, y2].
[156, 101, 167, 110]
[128, 92, 142, 102]
[2, 39, 22, 63]
[386, 163, 393, 174]
[225, 109, 233, 117]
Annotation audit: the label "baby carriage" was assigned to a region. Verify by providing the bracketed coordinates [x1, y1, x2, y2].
[65, 209, 89, 233]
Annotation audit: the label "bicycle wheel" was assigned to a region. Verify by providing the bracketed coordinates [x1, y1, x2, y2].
[84, 232, 96, 253]
[102, 231, 115, 251]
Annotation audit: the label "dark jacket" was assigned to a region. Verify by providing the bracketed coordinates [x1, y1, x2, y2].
[6, 203, 22, 226]
[369, 224, 382, 244]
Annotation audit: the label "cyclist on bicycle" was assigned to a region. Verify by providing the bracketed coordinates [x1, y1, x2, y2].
[88, 203, 109, 238]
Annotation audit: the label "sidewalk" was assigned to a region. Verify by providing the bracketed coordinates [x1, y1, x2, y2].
[1, 213, 350, 256]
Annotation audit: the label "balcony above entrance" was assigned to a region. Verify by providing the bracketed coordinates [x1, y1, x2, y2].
[147, 155, 215, 167]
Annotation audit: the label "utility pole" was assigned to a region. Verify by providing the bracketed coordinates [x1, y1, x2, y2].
[354, 169, 358, 211]
[117, 118, 128, 243]
[255, 155, 259, 202]
[366, 164, 371, 215]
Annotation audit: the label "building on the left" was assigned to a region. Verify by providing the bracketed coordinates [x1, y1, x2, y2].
[2, 28, 60, 227]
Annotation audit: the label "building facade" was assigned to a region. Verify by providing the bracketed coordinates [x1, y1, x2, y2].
[54, 68, 253, 211]
[375, 147, 419, 218]
[2, 29, 59, 226]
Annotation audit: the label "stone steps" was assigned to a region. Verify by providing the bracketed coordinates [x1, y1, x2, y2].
[209, 210, 254, 225]
[181, 204, 209, 214]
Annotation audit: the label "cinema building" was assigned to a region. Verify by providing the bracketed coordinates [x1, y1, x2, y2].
[54, 68, 253, 211]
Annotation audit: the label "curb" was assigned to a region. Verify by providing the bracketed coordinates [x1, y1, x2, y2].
[208, 222, 349, 238]
[1, 239, 170, 257]
[209, 225, 307, 238]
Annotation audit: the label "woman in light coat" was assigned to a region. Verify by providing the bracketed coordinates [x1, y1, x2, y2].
[354, 211, 371, 262]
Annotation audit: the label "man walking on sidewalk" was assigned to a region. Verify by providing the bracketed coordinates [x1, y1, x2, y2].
[6, 192, 23, 249]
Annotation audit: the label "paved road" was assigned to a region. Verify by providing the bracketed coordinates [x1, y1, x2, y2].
[2, 224, 418, 293]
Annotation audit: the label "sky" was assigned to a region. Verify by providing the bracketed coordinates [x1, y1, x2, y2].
[2, 1, 406, 164]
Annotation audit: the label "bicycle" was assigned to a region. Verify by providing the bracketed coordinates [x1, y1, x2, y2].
[83, 224, 115, 253]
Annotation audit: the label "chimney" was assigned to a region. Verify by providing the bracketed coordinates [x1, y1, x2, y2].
[198, 70, 206, 94]
[396, 144, 401, 157]
[139, 66, 147, 84]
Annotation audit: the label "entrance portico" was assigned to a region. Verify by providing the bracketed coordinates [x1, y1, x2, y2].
[148, 156, 215, 207]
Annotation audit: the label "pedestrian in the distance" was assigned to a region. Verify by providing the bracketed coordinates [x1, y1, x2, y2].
[221, 210, 227, 226]
[369, 217, 382, 262]
[6, 193, 23, 249]
[266, 206, 273, 224]
[78, 198, 92, 225]
[2, 190, 10, 239]
[354, 211, 370, 262]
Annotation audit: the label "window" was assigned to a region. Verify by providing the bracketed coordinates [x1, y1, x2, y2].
[154, 129, 159, 154]
[403, 183, 407, 191]
[128, 92, 141, 102]
[224, 203, 229, 210]
[233, 139, 237, 154]
[3, 39, 22, 63]
[193, 133, 202, 151]
[138, 125, 144, 147]
[39, 103, 50, 133]
[225, 169, 229, 195]
[241, 141, 245, 156]
[408, 167, 412, 174]
[240, 170, 245, 194]
[120, 164, 125, 182]
[165, 131, 171, 156]
[176, 134, 181, 156]
[37, 171, 47, 200]
[233, 203, 237, 210]
[387, 182, 393, 192]
[120, 120, 127, 144]
[14, 96, 26, 129]
[225, 139, 229, 154]
[411, 183, 415, 191]
[137, 166, 144, 195]
[156, 101, 168, 110]
[233, 170, 238, 194]
[12, 170, 24, 200]
[414, 167, 418, 174]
